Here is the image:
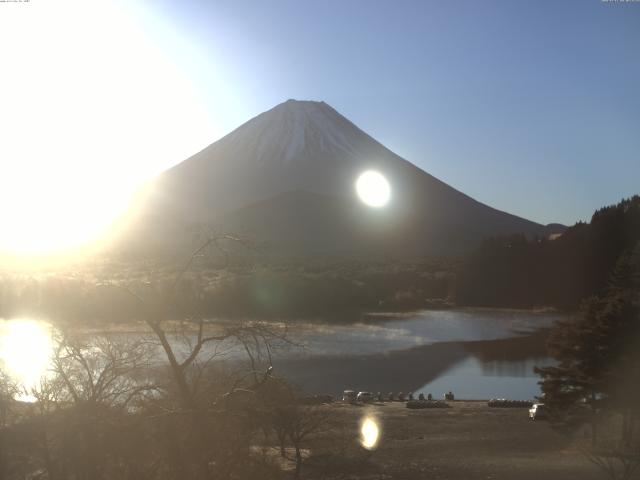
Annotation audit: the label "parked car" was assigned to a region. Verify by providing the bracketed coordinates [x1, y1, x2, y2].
[342, 390, 357, 403]
[298, 394, 334, 405]
[357, 391, 374, 403]
[529, 403, 547, 420]
[488, 398, 533, 408]
[406, 399, 451, 409]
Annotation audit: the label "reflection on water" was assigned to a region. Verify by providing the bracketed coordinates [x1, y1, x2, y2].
[0, 309, 561, 402]
[0, 319, 53, 400]
[416, 355, 555, 401]
[277, 310, 560, 400]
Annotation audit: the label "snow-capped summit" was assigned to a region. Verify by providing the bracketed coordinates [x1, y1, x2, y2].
[125, 99, 563, 256]
[216, 99, 363, 165]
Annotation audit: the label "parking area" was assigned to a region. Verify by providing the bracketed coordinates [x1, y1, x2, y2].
[303, 401, 600, 480]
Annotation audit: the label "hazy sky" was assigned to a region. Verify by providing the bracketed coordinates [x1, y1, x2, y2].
[1, 0, 639, 253]
[127, 0, 640, 226]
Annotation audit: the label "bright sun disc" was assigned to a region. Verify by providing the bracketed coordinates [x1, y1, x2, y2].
[360, 417, 380, 450]
[355, 171, 391, 207]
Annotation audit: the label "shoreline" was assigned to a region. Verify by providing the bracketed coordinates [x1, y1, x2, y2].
[0, 305, 567, 334]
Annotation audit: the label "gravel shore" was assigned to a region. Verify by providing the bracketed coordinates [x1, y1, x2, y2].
[299, 401, 600, 480]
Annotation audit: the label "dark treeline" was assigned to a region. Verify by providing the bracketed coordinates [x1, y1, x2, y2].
[455, 196, 640, 310]
[0, 259, 455, 325]
[204, 264, 452, 318]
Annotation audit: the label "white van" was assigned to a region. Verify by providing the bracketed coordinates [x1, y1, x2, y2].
[529, 403, 547, 420]
[357, 391, 374, 403]
[342, 390, 357, 403]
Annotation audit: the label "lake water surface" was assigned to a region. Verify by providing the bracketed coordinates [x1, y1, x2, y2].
[276, 309, 561, 400]
[0, 309, 561, 401]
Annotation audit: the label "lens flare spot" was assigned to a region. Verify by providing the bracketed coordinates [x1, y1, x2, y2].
[355, 170, 391, 207]
[360, 416, 380, 450]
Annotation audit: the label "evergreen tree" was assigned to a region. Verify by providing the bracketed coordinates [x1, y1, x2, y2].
[535, 243, 640, 444]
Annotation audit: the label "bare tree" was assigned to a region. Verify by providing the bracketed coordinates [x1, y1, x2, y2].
[0, 371, 19, 479]
[260, 380, 331, 479]
[288, 404, 331, 480]
[109, 234, 295, 479]
[22, 330, 157, 480]
[1, 235, 298, 480]
[52, 331, 155, 408]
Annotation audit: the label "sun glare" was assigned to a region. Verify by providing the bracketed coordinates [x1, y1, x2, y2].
[0, 1, 216, 256]
[0, 320, 53, 400]
[356, 171, 391, 208]
[360, 416, 381, 450]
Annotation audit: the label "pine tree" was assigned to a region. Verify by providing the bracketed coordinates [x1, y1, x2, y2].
[535, 243, 640, 444]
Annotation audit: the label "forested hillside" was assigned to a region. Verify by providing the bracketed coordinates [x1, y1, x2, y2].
[455, 196, 640, 309]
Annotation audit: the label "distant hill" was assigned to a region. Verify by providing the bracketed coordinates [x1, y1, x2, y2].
[117, 99, 564, 257]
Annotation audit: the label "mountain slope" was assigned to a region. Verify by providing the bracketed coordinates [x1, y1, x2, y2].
[123, 99, 563, 257]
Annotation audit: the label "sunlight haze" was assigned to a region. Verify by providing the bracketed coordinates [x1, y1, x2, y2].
[1, 0, 638, 256]
[0, 1, 219, 254]
[0, 2, 638, 478]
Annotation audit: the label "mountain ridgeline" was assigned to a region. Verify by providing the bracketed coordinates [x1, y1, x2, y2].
[120, 99, 563, 258]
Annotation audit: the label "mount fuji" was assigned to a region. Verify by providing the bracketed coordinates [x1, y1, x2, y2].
[122, 99, 563, 257]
